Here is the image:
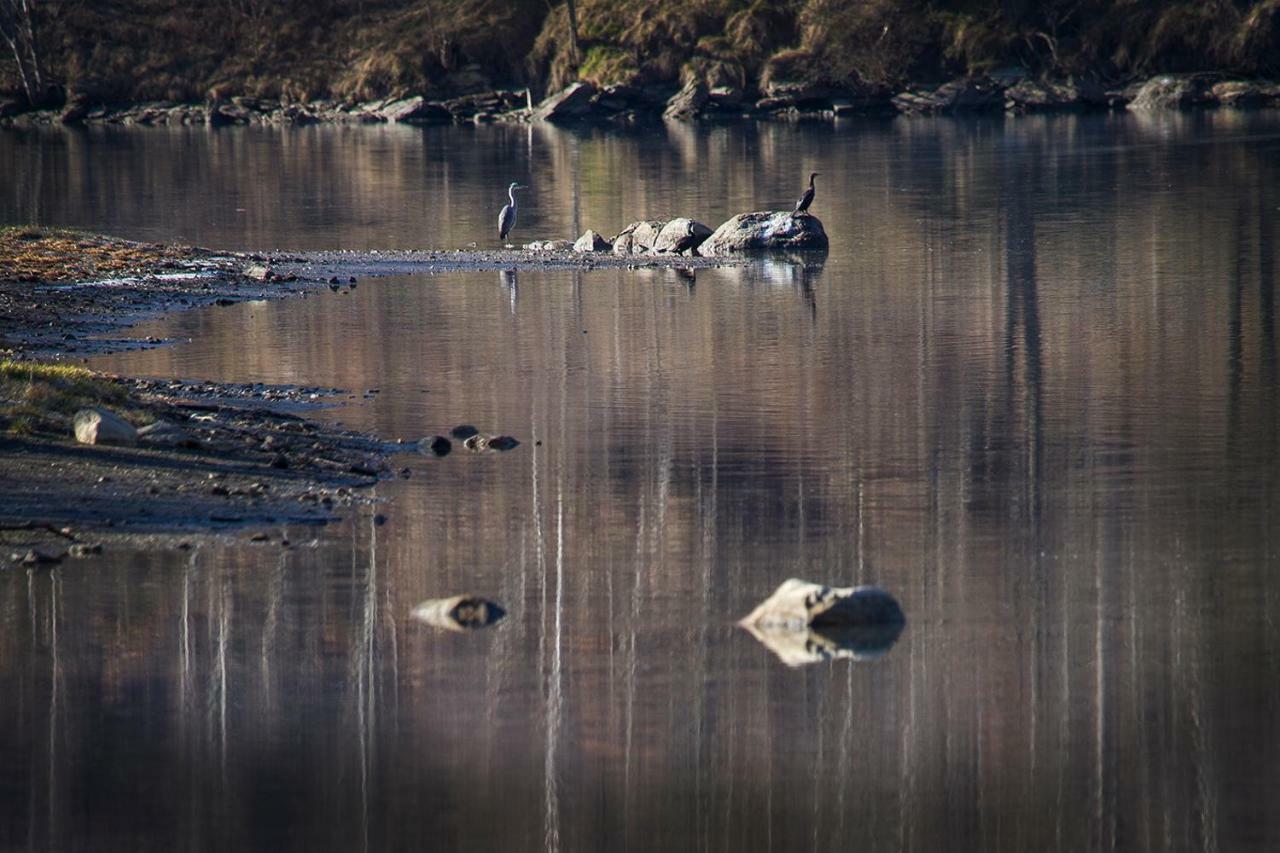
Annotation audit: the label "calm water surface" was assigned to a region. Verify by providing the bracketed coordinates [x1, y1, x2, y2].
[3, 113, 1280, 851]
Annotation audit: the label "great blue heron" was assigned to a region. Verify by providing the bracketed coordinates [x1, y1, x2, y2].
[498, 182, 527, 241]
[794, 172, 819, 216]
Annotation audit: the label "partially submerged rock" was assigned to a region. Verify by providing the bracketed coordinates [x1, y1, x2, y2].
[420, 435, 452, 457]
[73, 408, 138, 447]
[652, 218, 713, 255]
[739, 578, 905, 667]
[378, 96, 451, 124]
[700, 211, 829, 255]
[411, 595, 506, 631]
[892, 78, 1003, 114]
[1003, 78, 1106, 113]
[532, 82, 597, 122]
[463, 434, 520, 452]
[611, 220, 667, 255]
[574, 230, 612, 253]
[1128, 75, 1213, 110]
[663, 80, 709, 120]
[450, 424, 479, 440]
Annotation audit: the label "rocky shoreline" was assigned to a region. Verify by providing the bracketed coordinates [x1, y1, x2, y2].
[2, 72, 1277, 130]
[0, 228, 777, 556]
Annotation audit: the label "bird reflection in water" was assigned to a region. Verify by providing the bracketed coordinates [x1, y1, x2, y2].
[500, 268, 517, 313]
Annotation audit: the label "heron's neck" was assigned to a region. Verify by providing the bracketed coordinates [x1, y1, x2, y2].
[809, 175, 815, 187]
[508, 187, 518, 206]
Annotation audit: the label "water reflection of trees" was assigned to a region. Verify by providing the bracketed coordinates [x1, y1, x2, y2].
[3, 114, 1280, 848]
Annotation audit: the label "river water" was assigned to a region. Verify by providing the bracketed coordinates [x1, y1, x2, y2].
[3, 112, 1279, 851]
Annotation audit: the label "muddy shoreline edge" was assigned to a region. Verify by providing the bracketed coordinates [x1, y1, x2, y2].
[0, 231, 752, 560]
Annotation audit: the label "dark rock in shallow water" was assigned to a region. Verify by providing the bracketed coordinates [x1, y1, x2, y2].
[450, 424, 479, 440]
[463, 434, 520, 452]
[421, 435, 453, 457]
[700, 211, 829, 254]
[411, 595, 506, 630]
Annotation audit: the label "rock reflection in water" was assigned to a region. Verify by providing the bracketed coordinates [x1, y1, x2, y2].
[741, 621, 905, 667]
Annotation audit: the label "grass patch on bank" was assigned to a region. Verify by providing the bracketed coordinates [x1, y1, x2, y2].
[0, 227, 208, 284]
[0, 359, 135, 437]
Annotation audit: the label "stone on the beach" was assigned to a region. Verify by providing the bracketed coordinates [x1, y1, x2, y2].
[663, 80, 709, 120]
[532, 82, 597, 122]
[700, 211, 829, 255]
[652, 218, 713, 255]
[73, 408, 138, 447]
[243, 263, 271, 281]
[411, 595, 506, 631]
[573, 230, 612, 253]
[611, 220, 668, 255]
[738, 578, 905, 667]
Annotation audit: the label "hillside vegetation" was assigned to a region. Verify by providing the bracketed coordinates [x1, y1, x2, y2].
[3, 0, 1279, 106]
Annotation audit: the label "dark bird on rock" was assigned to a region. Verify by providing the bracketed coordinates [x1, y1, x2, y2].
[498, 182, 527, 241]
[794, 172, 819, 216]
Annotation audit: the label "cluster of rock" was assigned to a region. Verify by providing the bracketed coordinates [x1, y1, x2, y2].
[529, 73, 1280, 123]
[548, 211, 828, 258]
[6, 72, 1277, 129]
[419, 424, 520, 457]
[3, 90, 531, 128]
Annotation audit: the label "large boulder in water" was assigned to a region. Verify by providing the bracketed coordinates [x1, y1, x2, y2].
[611, 220, 667, 255]
[652, 218, 713, 254]
[700, 211, 829, 255]
[738, 578, 905, 667]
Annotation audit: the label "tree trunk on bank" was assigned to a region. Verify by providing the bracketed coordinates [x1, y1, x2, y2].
[0, 0, 45, 106]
